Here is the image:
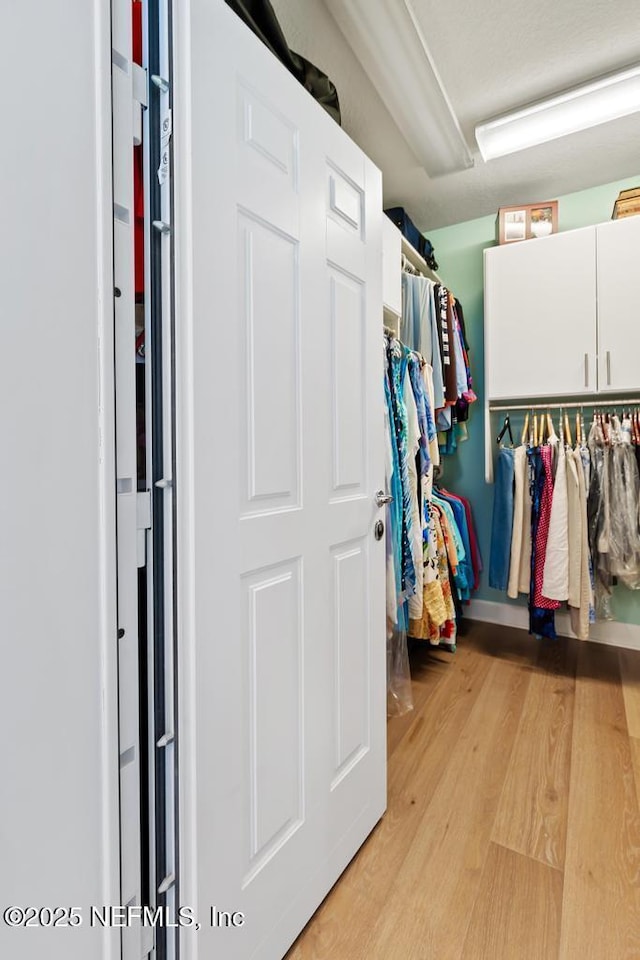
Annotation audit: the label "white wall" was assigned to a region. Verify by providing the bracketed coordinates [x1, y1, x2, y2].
[0, 3, 120, 958]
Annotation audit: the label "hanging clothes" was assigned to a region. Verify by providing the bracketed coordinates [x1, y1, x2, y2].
[408, 500, 448, 638]
[568, 445, 593, 640]
[529, 446, 558, 639]
[452, 299, 477, 422]
[490, 405, 640, 641]
[489, 446, 515, 591]
[400, 270, 476, 455]
[507, 445, 527, 599]
[384, 331, 479, 660]
[435, 284, 458, 408]
[383, 367, 398, 630]
[439, 486, 482, 593]
[542, 442, 569, 601]
[385, 337, 416, 618]
[401, 273, 445, 410]
[404, 371, 423, 622]
[566, 450, 582, 609]
[387, 252, 479, 709]
[609, 417, 640, 587]
[588, 417, 614, 618]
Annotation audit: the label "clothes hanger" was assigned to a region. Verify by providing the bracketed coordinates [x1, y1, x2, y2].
[521, 411, 530, 445]
[496, 414, 514, 446]
[539, 411, 547, 444]
[564, 409, 572, 446]
[533, 412, 539, 447]
[401, 253, 419, 276]
[546, 410, 556, 441]
[600, 411, 609, 445]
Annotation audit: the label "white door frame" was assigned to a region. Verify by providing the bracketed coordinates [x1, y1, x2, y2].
[0, 3, 120, 959]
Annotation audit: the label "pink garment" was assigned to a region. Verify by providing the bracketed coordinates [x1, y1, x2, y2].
[533, 445, 561, 610]
[440, 487, 482, 591]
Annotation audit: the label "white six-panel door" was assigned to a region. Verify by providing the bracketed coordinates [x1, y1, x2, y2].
[173, 2, 386, 958]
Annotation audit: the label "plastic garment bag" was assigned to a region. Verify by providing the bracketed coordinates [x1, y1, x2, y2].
[387, 625, 413, 717]
[587, 421, 613, 619]
[608, 417, 640, 589]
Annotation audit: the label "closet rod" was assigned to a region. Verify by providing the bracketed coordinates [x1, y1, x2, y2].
[490, 398, 640, 412]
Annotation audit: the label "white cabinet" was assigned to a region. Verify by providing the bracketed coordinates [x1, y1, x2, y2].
[382, 216, 402, 317]
[484, 227, 597, 400]
[596, 216, 640, 393]
[485, 217, 640, 402]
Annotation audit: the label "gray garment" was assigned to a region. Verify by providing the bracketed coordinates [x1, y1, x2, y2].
[401, 273, 445, 410]
[569, 446, 593, 640]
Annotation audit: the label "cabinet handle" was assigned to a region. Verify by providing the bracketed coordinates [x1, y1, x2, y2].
[584, 353, 589, 389]
[606, 350, 611, 386]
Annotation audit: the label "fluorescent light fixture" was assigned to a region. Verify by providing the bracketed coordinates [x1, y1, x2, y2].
[476, 64, 640, 161]
[324, 0, 473, 177]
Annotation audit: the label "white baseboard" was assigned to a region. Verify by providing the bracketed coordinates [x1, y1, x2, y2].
[466, 599, 640, 652]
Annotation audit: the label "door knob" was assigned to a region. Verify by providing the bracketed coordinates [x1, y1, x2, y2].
[375, 489, 393, 507]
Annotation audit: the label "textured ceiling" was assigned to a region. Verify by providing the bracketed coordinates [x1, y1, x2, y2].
[269, 0, 640, 229]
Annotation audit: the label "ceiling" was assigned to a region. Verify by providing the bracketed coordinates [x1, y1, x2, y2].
[270, 0, 640, 230]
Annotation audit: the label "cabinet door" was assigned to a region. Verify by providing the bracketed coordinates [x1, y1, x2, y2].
[382, 216, 402, 317]
[596, 216, 640, 393]
[484, 227, 597, 400]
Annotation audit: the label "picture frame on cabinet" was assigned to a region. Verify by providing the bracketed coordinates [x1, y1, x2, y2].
[496, 200, 558, 244]
[503, 209, 526, 242]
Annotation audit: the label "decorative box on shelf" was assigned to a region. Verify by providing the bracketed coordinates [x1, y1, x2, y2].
[612, 187, 640, 220]
[496, 200, 558, 245]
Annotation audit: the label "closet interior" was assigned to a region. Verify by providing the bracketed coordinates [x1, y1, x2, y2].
[490, 398, 640, 639]
[114, 4, 640, 960]
[382, 223, 481, 715]
[5, 2, 640, 960]
[484, 211, 640, 644]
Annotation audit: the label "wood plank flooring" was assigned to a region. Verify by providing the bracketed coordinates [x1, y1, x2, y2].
[285, 621, 640, 960]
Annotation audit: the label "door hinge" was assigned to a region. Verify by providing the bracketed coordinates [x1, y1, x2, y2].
[136, 491, 152, 568]
[133, 62, 148, 107]
[132, 63, 148, 146]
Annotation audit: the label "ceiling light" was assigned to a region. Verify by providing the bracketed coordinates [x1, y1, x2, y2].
[324, 0, 473, 177]
[476, 64, 640, 161]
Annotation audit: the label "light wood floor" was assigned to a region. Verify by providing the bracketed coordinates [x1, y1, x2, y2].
[285, 621, 640, 960]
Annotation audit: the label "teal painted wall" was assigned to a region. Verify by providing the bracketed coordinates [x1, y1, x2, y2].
[428, 176, 640, 624]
